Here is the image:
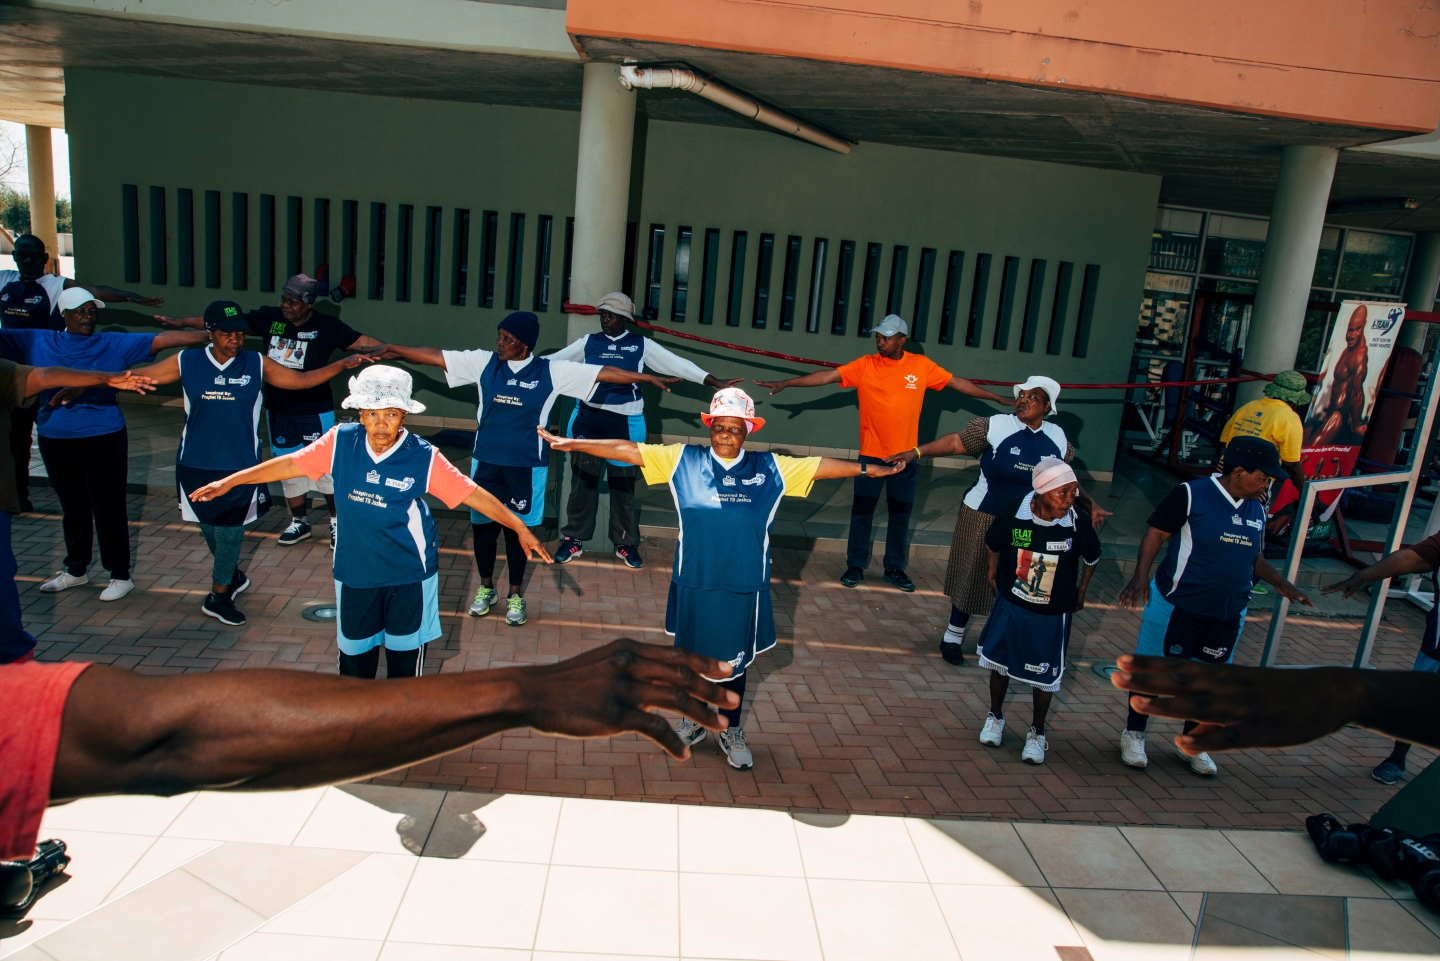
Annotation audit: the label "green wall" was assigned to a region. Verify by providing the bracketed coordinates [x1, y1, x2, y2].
[64, 69, 1158, 471]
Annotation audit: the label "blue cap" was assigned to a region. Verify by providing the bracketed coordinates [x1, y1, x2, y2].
[498, 311, 540, 351]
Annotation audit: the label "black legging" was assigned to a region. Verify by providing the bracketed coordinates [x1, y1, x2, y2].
[1126, 706, 1199, 737]
[473, 521, 528, 590]
[718, 671, 747, 728]
[339, 647, 421, 679]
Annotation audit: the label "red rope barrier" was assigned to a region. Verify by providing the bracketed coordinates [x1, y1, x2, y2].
[560, 302, 1267, 391]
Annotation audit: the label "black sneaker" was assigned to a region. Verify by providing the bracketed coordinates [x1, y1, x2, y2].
[615, 544, 644, 569]
[229, 567, 251, 599]
[884, 568, 916, 592]
[277, 518, 312, 546]
[940, 640, 966, 665]
[202, 592, 246, 626]
[555, 537, 585, 564]
[840, 566, 864, 588]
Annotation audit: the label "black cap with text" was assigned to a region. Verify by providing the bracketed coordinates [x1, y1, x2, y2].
[1222, 435, 1288, 481]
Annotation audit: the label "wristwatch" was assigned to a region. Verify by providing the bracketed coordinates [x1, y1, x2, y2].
[860, 462, 868, 476]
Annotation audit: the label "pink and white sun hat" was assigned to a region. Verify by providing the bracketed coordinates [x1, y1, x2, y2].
[700, 386, 765, 434]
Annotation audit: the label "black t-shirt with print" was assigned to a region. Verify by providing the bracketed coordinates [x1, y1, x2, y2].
[985, 495, 1102, 615]
[245, 305, 362, 415]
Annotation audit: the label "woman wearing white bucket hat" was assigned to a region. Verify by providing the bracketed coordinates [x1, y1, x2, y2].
[539, 387, 899, 770]
[194, 366, 552, 679]
[887, 375, 1111, 665]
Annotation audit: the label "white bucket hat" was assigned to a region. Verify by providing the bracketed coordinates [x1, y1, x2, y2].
[701, 386, 765, 434]
[341, 365, 427, 413]
[1014, 375, 1061, 414]
[596, 291, 635, 321]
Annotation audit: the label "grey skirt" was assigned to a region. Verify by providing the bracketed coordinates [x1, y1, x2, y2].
[944, 503, 997, 616]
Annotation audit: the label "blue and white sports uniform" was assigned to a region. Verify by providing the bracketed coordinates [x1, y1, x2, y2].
[962, 414, 1070, 514]
[639, 444, 821, 679]
[441, 348, 601, 525]
[1136, 476, 1267, 663]
[175, 347, 271, 527]
[292, 423, 481, 656]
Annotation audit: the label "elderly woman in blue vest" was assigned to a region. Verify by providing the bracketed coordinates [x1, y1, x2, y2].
[1115, 435, 1311, 776]
[547, 291, 741, 569]
[129, 301, 370, 627]
[888, 376, 1111, 665]
[369, 311, 679, 628]
[976, 457, 1101, 765]
[191, 366, 551, 679]
[538, 387, 901, 770]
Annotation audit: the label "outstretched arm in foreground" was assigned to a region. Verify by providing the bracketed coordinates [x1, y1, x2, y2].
[1112, 655, 1439, 755]
[52, 639, 739, 800]
[26, 366, 157, 400]
[538, 427, 644, 466]
[1322, 548, 1432, 600]
[752, 368, 842, 396]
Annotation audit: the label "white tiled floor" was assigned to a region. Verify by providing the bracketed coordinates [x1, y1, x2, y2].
[3, 785, 1439, 960]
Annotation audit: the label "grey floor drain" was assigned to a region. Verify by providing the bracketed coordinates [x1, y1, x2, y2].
[302, 605, 338, 622]
[1092, 663, 1122, 680]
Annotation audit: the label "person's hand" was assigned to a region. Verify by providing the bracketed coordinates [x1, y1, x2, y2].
[512, 638, 741, 758]
[640, 374, 680, 392]
[1073, 590, 1089, 613]
[885, 449, 919, 468]
[48, 386, 87, 407]
[1111, 654, 1370, 755]
[705, 376, 744, 389]
[537, 426, 578, 452]
[1274, 580, 1314, 607]
[191, 479, 234, 503]
[355, 344, 400, 360]
[1090, 505, 1114, 531]
[864, 461, 903, 478]
[752, 379, 788, 396]
[1321, 574, 1365, 600]
[336, 354, 375, 370]
[516, 527, 555, 564]
[104, 372, 158, 394]
[152, 314, 189, 328]
[1117, 577, 1149, 610]
[130, 294, 165, 307]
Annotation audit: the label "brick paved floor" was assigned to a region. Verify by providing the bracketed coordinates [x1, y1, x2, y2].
[21, 484, 1435, 831]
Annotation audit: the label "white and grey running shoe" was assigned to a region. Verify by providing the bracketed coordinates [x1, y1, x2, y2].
[1181, 750, 1218, 776]
[718, 727, 754, 769]
[675, 717, 707, 749]
[979, 713, 1005, 747]
[1021, 728, 1048, 764]
[1119, 730, 1149, 769]
[505, 595, 527, 627]
[469, 586, 498, 617]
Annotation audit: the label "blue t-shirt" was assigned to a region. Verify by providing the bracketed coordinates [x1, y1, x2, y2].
[0, 329, 155, 439]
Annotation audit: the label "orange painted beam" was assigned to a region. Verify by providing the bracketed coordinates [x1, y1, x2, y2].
[567, 0, 1440, 133]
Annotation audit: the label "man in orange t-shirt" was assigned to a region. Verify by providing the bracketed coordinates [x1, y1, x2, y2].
[755, 314, 1007, 591]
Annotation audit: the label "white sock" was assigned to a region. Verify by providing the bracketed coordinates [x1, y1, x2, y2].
[942, 626, 965, 646]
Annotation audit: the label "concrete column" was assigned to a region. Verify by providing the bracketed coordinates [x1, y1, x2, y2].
[567, 62, 636, 342]
[1397, 232, 1440, 352]
[1237, 145, 1340, 404]
[24, 125, 58, 273]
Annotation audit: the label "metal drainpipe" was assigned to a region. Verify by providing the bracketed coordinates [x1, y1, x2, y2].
[618, 65, 851, 155]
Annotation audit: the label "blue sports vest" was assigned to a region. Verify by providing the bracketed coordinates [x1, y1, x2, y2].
[0, 278, 61, 330]
[582, 331, 646, 408]
[667, 445, 786, 594]
[176, 347, 264, 471]
[474, 354, 558, 468]
[330, 424, 439, 589]
[967, 416, 1066, 515]
[1154, 477, 1266, 619]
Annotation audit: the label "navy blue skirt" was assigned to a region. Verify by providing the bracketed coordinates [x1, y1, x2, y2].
[665, 581, 776, 680]
[976, 597, 1070, 692]
[176, 464, 270, 527]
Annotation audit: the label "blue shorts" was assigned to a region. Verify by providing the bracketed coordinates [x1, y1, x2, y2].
[665, 582, 776, 680]
[1136, 579, 1245, 664]
[335, 573, 441, 655]
[1415, 650, 1440, 673]
[471, 460, 546, 527]
[976, 598, 1069, 692]
[268, 410, 336, 455]
[176, 464, 270, 527]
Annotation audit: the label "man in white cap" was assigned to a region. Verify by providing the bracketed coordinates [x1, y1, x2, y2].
[755, 314, 1008, 591]
[547, 292, 741, 569]
[193, 366, 552, 678]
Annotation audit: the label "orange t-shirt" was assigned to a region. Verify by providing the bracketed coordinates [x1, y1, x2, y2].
[836, 352, 952, 458]
[1, 660, 91, 859]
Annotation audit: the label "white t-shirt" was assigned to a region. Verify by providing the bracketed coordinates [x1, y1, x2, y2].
[440, 349, 600, 426]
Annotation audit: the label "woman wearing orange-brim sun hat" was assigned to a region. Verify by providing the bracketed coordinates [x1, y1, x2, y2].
[539, 387, 900, 770]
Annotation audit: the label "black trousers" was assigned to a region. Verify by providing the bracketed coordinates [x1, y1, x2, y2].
[37, 429, 132, 580]
[562, 451, 639, 546]
[474, 522, 529, 589]
[9, 404, 35, 509]
[338, 647, 421, 679]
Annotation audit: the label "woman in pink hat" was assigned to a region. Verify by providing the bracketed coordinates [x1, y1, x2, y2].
[539, 387, 898, 770]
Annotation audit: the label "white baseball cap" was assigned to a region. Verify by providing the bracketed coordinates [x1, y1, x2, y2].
[701, 386, 765, 434]
[872, 314, 908, 338]
[57, 287, 104, 312]
[1014, 375, 1061, 414]
[341, 365, 427, 413]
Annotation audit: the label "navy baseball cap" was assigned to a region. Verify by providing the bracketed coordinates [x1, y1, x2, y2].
[1223, 435, 1288, 481]
[203, 300, 249, 332]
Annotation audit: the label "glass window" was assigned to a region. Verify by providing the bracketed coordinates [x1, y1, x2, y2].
[1338, 230, 1411, 296]
[1201, 215, 1267, 279]
[1311, 227, 1341, 288]
[1135, 272, 1192, 348]
[1295, 289, 1335, 372]
[1150, 208, 1203, 273]
[1196, 277, 1256, 354]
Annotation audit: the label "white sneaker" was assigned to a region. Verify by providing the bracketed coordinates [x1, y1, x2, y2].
[99, 579, 134, 602]
[1181, 750, 1218, 776]
[979, 713, 1005, 747]
[718, 727, 754, 769]
[675, 717, 707, 748]
[329, 516, 337, 551]
[40, 571, 88, 592]
[1022, 728, 1048, 764]
[1119, 730, 1149, 768]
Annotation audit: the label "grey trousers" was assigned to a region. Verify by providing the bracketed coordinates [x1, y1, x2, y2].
[562, 451, 639, 546]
